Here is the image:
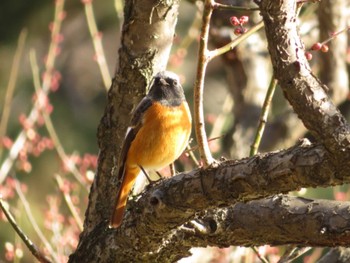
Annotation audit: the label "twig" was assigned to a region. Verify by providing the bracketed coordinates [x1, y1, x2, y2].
[185, 135, 225, 154]
[252, 247, 270, 263]
[250, 77, 278, 156]
[208, 21, 264, 61]
[114, 0, 124, 22]
[297, 0, 321, 4]
[194, 1, 264, 168]
[194, 0, 216, 167]
[29, 49, 88, 191]
[169, 163, 176, 177]
[83, 0, 111, 90]
[277, 246, 311, 263]
[186, 144, 200, 167]
[0, 0, 66, 184]
[14, 180, 60, 263]
[320, 26, 350, 46]
[248, 77, 277, 263]
[0, 198, 52, 263]
[55, 174, 84, 232]
[212, 2, 259, 11]
[0, 29, 27, 160]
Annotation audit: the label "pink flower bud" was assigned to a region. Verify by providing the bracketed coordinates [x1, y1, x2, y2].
[230, 16, 240, 26]
[305, 52, 313, 61]
[234, 28, 242, 36]
[311, 42, 322, 51]
[239, 16, 249, 24]
[321, 44, 329, 53]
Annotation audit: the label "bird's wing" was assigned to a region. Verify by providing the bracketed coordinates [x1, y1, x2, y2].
[117, 97, 153, 180]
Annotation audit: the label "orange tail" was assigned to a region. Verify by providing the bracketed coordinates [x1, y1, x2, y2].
[110, 166, 140, 228]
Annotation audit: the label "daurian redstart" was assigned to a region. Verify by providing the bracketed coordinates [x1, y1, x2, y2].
[110, 71, 192, 228]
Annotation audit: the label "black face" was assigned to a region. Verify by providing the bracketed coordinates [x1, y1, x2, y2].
[148, 71, 185, 107]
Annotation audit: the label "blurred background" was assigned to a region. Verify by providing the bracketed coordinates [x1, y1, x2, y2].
[0, 0, 349, 262]
[0, 1, 118, 262]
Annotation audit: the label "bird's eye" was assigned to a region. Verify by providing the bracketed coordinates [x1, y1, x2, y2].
[172, 79, 178, 86]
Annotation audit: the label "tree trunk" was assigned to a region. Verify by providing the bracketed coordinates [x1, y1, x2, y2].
[69, 0, 180, 261]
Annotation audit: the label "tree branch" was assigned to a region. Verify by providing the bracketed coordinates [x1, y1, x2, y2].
[70, 139, 350, 261]
[0, 198, 52, 263]
[124, 140, 346, 233]
[256, 0, 350, 159]
[82, 0, 180, 232]
[70, 0, 181, 261]
[157, 195, 350, 258]
[194, 0, 215, 167]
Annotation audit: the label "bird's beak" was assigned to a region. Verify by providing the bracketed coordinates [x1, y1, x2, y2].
[159, 78, 169, 86]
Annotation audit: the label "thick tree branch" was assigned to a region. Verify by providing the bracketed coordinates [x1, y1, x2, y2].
[123, 140, 346, 235]
[67, 140, 349, 262]
[83, 0, 180, 232]
[70, 0, 180, 261]
[256, 0, 350, 159]
[158, 195, 350, 257]
[262, 0, 349, 152]
[130, 194, 350, 262]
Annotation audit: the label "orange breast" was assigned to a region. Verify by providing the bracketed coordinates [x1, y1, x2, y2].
[126, 101, 192, 170]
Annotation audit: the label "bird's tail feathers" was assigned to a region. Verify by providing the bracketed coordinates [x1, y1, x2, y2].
[110, 166, 140, 228]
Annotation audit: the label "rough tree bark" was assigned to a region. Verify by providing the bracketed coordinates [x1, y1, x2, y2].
[258, 0, 350, 159]
[69, 0, 350, 262]
[69, 0, 180, 261]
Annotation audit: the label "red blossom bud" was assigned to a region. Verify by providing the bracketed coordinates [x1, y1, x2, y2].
[230, 16, 240, 26]
[311, 42, 322, 51]
[234, 28, 243, 36]
[239, 16, 249, 24]
[1, 137, 13, 149]
[321, 44, 329, 53]
[305, 52, 313, 61]
[58, 11, 66, 21]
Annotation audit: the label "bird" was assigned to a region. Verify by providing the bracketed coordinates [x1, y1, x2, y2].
[110, 71, 192, 228]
